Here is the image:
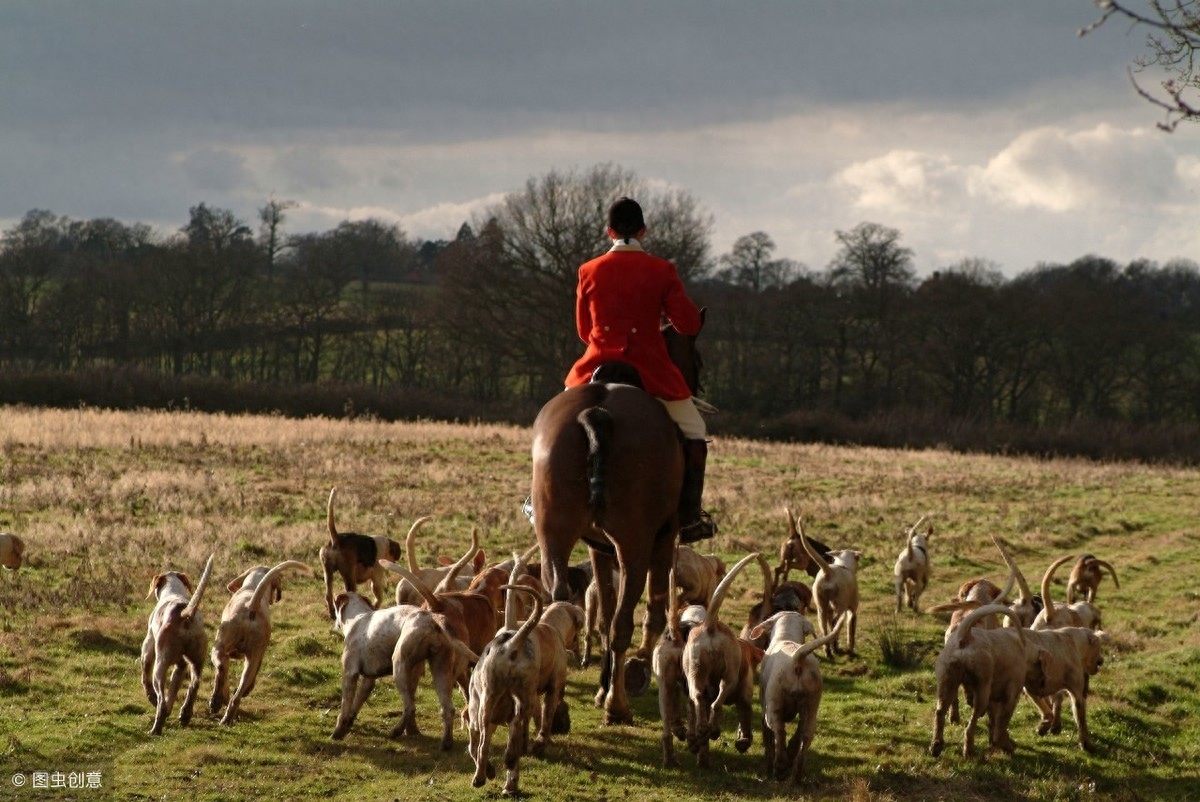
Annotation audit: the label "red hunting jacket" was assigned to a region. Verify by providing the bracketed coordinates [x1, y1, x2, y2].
[564, 243, 702, 401]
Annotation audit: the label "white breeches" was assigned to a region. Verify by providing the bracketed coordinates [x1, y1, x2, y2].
[660, 397, 707, 440]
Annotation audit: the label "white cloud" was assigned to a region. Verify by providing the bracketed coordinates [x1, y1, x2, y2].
[978, 124, 1181, 212]
[400, 194, 508, 242]
[835, 150, 975, 211]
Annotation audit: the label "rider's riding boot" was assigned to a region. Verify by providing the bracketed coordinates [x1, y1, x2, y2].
[679, 438, 717, 544]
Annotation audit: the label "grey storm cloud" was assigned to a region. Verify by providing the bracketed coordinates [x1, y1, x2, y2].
[0, 1, 1136, 138]
[0, 1, 1191, 274]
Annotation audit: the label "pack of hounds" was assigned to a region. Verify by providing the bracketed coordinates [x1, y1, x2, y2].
[2, 491, 1118, 794]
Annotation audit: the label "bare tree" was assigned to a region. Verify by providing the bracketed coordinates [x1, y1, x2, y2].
[716, 231, 800, 292]
[826, 222, 917, 410]
[258, 195, 297, 277]
[1082, 0, 1200, 130]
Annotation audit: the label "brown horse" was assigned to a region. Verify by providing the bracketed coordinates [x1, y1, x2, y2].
[531, 316, 705, 725]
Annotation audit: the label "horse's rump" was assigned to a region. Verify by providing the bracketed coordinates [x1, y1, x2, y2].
[532, 383, 682, 549]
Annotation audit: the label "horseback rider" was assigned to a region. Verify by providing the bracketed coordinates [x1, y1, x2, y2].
[564, 197, 717, 543]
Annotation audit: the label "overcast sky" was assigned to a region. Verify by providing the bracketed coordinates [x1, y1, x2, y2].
[1, 1, 1195, 276]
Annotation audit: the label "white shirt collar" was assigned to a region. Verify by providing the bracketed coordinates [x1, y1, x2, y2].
[608, 238, 644, 252]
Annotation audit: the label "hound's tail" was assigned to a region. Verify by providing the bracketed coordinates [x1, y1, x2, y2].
[500, 584, 543, 653]
[1040, 554, 1074, 618]
[247, 560, 313, 620]
[798, 522, 831, 576]
[704, 551, 759, 629]
[793, 611, 847, 662]
[181, 554, 216, 621]
[954, 603, 1021, 647]
[326, 487, 340, 546]
[433, 527, 480, 594]
[404, 515, 435, 572]
[991, 537, 1032, 604]
[504, 543, 541, 630]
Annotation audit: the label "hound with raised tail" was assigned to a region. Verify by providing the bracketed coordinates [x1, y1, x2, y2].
[389, 605, 479, 750]
[682, 552, 767, 768]
[775, 507, 832, 584]
[750, 611, 842, 784]
[1066, 554, 1119, 605]
[209, 560, 313, 725]
[930, 603, 1026, 758]
[1020, 625, 1106, 751]
[799, 525, 861, 658]
[652, 557, 709, 767]
[893, 515, 931, 613]
[467, 586, 545, 796]
[140, 554, 215, 735]
[319, 487, 404, 619]
[1032, 555, 1102, 631]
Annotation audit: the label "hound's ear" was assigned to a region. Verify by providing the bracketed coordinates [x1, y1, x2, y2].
[177, 573, 193, 593]
[436, 556, 454, 566]
[749, 623, 768, 640]
[473, 549, 486, 573]
[147, 574, 165, 600]
[227, 568, 253, 593]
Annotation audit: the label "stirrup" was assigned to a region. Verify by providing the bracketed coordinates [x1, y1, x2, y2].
[679, 511, 717, 544]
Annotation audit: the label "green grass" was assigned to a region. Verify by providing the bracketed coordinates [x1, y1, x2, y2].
[1, 407, 1199, 801]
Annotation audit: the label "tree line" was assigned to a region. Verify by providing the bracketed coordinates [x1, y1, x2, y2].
[3, 164, 1199, 461]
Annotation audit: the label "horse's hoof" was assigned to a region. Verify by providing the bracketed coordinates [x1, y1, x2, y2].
[604, 709, 634, 726]
[624, 657, 650, 697]
[551, 703, 571, 735]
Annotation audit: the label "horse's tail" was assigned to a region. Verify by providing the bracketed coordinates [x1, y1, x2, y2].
[577, 406, 614, 514]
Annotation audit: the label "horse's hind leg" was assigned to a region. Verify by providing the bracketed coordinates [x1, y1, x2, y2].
[591, 548, 618, 709]
[536, 514, 578, 606]
[636, 530, 675, 661]
[604, 546, 651, 726]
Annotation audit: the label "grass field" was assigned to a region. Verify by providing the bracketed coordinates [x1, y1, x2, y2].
[1, 405, 1198, 802]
